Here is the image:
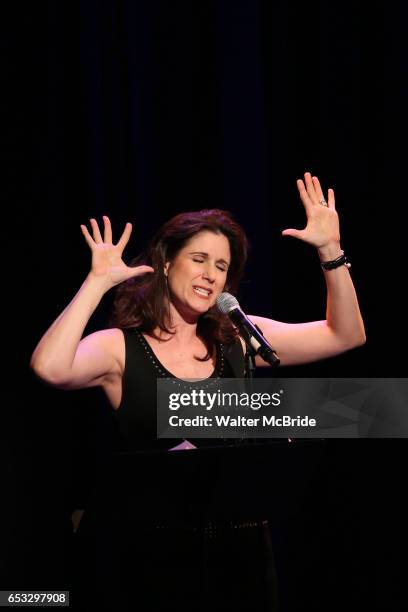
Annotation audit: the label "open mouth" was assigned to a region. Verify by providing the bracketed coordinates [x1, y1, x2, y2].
[192, 286, 212, 298]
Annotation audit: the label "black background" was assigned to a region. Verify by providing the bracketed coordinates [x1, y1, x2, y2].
[3, 1, 407, 609]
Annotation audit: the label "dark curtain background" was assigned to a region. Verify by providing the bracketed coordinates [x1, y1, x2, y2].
[3, 1, 407, 609]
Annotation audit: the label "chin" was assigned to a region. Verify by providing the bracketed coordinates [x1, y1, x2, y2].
[192, 302, 211, 313]
[189, 301, 212, 316]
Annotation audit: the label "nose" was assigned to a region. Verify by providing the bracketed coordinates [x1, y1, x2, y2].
[202, 264, 216, 283]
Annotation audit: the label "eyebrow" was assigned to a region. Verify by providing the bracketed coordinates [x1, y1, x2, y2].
[188, 251, 230, 267]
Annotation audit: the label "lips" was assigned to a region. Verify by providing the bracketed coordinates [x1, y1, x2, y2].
[193, 285, 213, 298]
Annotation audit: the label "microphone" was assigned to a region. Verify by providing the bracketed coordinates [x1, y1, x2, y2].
[216, 292, 280, 367]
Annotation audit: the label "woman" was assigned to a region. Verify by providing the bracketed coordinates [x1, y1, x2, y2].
[31, 172, 365, 610]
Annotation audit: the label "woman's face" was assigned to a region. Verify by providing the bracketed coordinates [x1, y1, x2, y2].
[165, 230, 231, 319]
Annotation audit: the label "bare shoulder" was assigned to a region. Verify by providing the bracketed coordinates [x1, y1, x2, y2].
[235, 317, 284, 355]
[231, 313, 364, 369]
[57, 327, 126, 393]
[248, 315, 289, 330]
[87, 327, 124, 347]
[81, 327, 126, 376]
[246, 314, 360, 367]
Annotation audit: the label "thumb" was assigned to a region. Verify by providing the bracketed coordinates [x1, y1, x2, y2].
[281, 228, 304, 240]
[129, 265, 155, 278]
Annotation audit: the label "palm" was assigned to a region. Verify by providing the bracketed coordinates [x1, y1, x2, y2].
[90, 243, 130, 280]
[81, 216, 154, 288]
[301, 206, 340, 248]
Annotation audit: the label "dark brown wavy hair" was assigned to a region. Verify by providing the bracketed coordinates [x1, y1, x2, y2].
[110, 209, 249, 361]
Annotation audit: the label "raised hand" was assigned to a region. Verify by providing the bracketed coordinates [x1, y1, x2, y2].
[81, 216, 154, 289]
[282, 172, 341, 249]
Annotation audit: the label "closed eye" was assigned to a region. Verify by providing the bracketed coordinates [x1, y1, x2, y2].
[193, 258, 227, 272]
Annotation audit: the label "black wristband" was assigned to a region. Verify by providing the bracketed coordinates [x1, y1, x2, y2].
[320, 250, 351, 270]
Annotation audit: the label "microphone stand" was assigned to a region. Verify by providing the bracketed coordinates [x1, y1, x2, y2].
[235, 331, 257, 446]
[244, 343, 257, 381]
[243, 323, 272, 381]
[241, 324, 278, 445]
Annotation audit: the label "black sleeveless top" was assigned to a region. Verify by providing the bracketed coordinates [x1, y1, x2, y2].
[74, 330, 279, 611]
[112, 328, 246, 452]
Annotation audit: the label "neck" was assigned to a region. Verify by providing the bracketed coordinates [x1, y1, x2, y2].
[159, 300, 200, 343]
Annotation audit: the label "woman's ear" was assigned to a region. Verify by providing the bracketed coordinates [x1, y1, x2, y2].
[164, 262, 170, 277]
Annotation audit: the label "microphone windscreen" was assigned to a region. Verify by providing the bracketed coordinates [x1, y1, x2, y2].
[216, 292, 240, 314]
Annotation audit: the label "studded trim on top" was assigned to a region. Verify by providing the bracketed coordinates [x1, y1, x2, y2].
[134, 329, 225, 390]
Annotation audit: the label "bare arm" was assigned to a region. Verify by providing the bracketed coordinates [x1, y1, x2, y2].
[249, 173, 366, 367]
[30, 217, 154, 388]
[30, 276, 118, 386]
